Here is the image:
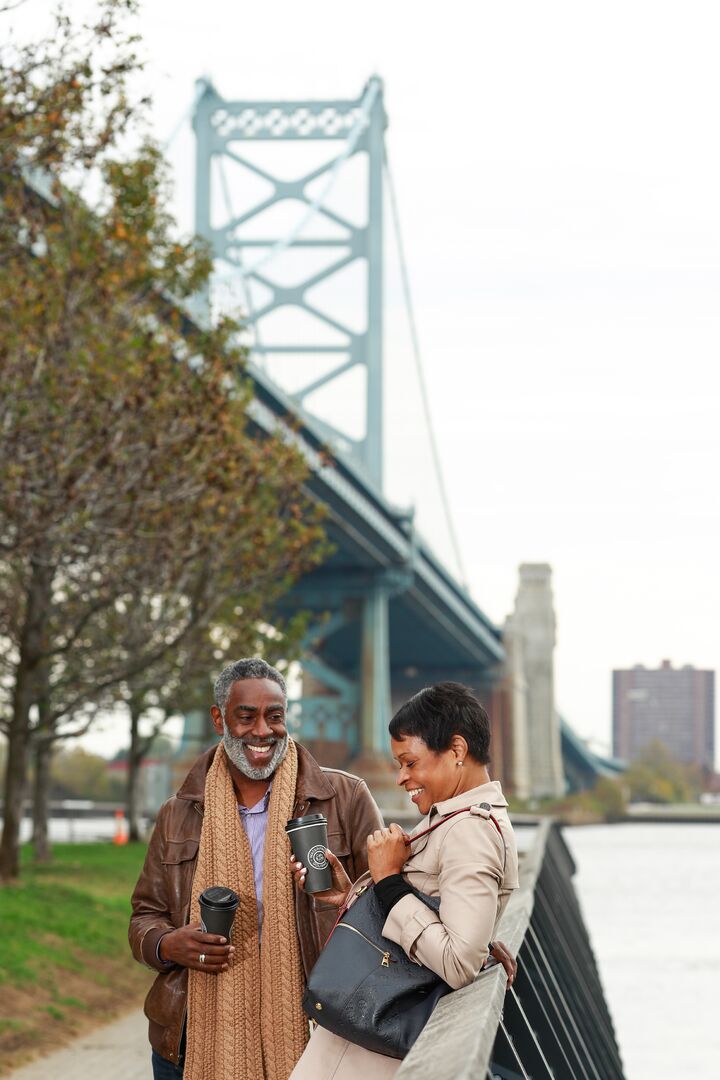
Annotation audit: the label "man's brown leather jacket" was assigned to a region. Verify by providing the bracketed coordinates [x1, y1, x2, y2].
[128, 741, 383, 1065]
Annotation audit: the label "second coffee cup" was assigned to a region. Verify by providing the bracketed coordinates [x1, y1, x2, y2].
[285, 813, 333, 893]
[198, 886, 240, 939]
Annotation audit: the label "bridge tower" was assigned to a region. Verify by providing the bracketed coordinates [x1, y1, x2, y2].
[505, 564, 564, 799]
[192, 78, 393, 759]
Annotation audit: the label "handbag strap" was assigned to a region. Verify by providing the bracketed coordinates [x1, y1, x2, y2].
[405, 803, 507, 868]
[408, 803, 509, 876]
[405, 803, 503, 845]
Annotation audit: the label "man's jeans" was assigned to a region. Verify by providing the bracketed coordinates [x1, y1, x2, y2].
[151, 1050, 184, 1079]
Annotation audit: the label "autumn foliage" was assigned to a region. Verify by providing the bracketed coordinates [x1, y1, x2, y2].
[0, 1, 326, 878]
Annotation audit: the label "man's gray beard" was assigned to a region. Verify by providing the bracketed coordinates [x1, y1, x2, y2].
[222, 720, 289, 780]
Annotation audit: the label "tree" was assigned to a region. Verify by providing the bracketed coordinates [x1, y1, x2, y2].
[51, 746, 116, 801]
[0, 2, 326, 879]
[624, 740, 702, 804]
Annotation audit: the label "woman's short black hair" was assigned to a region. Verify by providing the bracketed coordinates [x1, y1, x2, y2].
[388, 681, 491, 764]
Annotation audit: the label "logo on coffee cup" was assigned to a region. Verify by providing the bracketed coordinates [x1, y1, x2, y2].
[307, 844, 328, 870]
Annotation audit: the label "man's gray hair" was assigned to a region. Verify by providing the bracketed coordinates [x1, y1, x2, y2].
[214, 658, 287, 717]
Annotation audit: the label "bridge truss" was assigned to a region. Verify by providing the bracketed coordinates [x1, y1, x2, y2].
[193, 76, 386, 487]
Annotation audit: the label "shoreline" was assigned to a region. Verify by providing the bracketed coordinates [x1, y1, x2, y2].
[509, 807, 720, 827]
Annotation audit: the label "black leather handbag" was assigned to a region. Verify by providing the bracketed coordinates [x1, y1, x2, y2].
[303, 879, 451, 1058]
[302, 804, 505, 1059]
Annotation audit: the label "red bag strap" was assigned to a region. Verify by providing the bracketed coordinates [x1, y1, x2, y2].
[404, 803, 503, 845]
[406, 802, 507, 876]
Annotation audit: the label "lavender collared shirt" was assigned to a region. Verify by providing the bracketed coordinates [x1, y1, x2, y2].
[237, 784, 272, 934]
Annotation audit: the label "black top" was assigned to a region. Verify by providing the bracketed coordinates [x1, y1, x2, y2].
[373, 873, 414, 917]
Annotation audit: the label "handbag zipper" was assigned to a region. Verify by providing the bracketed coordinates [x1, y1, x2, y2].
[337, 923, 393, 966]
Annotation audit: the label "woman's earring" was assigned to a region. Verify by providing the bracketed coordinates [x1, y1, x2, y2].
[456, 759, 464, 767]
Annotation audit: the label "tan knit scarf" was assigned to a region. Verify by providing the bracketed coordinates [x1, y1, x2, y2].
[184, 740, 307, 1080]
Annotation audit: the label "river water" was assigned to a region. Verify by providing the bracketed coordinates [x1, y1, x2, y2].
[16, 815, 149, 843]
[564, 823, 719, 1080]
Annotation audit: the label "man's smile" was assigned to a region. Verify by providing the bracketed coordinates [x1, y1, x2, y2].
[243, 742, 275, 759]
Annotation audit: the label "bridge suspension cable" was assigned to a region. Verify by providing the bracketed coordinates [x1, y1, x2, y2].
[217, 157, 265, 360]
[384, 152, 469, 589]
[161, 80, 206, 152]
[166, 91, 267, 358]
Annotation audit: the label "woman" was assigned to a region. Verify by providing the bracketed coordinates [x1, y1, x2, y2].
[290, 681, 520, 1079]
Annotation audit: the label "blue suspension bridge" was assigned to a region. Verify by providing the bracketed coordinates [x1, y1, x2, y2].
[179, 76, 620, 793]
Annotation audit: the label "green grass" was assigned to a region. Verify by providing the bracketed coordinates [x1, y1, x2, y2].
[0, 842, 148, 987]
[0, 842, 153, 1073]
[0, 1020, 26, 1035]
[54, 995, 82, 1008]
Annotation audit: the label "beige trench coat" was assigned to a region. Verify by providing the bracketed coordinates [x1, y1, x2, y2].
[290, 780, 519, 1080]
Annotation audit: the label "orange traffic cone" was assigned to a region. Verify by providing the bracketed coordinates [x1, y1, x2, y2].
[113, 809, 128, 845]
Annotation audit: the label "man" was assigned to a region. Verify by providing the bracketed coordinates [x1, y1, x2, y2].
[129, 658, 383, 1080]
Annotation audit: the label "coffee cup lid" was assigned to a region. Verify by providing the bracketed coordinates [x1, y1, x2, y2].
[199, 886, 239, 907]
[285, 813, 327, 830]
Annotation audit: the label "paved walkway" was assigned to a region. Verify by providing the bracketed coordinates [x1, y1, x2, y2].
[7, 1009, 149, 1080]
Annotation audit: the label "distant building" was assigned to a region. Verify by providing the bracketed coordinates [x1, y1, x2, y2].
[612, 661, 715, 768]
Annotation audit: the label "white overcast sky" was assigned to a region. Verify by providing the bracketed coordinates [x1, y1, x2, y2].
[11, 1, 720, 762]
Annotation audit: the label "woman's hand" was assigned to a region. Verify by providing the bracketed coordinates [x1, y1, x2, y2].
[487, 939, 517, 988]
[367, 823, 408, 882]
[290, 848, 352, 908]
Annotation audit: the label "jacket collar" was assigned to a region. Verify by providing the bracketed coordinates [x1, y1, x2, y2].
[295, 741, 337, 802]
[175, 739, 336, 806]
[176, 745, 217, 804]
[431, 779, 508, 818]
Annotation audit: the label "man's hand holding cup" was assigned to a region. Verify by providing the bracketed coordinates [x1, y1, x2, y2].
[290, 848, 351, 908]
[158, 922, 235, 972]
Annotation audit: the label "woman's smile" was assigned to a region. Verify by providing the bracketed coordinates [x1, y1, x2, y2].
[392, 733, 462, 811]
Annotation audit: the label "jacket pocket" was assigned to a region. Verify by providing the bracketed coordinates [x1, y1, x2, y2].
[144, 966, 186, 1026]
[161, 838, 199, 864]
[326, 832, 350, 868]
[161, 838, 199, 924]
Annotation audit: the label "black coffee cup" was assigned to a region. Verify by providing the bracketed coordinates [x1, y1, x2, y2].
[285, 813, 333, 893]
[198, 886, 239, 939]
